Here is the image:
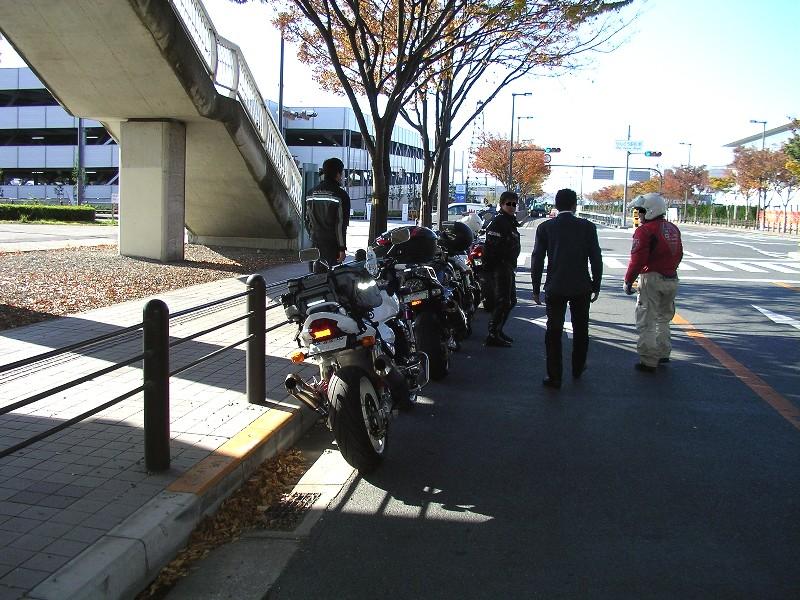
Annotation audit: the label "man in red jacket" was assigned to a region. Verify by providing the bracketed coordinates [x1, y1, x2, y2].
[624, 193, 683, 372]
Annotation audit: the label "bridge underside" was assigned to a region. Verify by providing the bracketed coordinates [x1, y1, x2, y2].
[0, 0, 300, 260]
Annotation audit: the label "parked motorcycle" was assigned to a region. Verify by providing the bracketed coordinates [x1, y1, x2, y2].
[436, 220, 480, 335]
[281, 238, 429, 473]
[372, 226, 465, 380]
[467, 233, 495, 312]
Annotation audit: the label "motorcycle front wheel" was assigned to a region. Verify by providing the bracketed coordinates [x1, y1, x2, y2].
[328, 366, 388, 473]
[414, 312, 449, 380]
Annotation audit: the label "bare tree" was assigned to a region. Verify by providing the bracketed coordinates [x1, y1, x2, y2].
[235, 0, 634, 240]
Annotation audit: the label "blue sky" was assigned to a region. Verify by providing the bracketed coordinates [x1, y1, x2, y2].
[2, 0, 797, 193]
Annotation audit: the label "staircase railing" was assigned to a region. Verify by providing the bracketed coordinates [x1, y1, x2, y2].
[170, 0, 304, 217]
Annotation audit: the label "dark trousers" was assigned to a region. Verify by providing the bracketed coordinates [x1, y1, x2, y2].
[311, 238, 340, 273]
[489, 265, 517, 334]
[544, 293, 591, 381]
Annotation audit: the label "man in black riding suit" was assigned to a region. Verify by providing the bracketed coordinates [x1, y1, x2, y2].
[305, 157, 351, 273]
[483, 191, 521, 347]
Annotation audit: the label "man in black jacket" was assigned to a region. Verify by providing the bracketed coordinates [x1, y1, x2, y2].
[531, 188, 602, 388]
[305, 157, 351, 272]
[483, 191, 521, 347]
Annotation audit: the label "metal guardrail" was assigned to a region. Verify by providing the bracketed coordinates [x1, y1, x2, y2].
[169, 0, 304, 217]
[578, 211, 624, 228]
[0, 275, 292, 471]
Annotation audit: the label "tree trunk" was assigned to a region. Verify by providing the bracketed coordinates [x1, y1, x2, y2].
[368, 130, 392, 243]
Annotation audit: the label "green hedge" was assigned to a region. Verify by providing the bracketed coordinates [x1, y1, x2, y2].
[0, 203, 96, 222]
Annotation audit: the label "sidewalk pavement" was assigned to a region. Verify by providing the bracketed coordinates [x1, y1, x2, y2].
[0, 221, 405, 599]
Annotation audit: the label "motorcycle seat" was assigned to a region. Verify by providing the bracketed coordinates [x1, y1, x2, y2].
[307, 301, 343, 315]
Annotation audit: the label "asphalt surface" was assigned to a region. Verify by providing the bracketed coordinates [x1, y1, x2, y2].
[169, 222, 800, 599]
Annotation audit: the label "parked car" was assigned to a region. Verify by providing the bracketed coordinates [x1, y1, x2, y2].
[447, 202, 489, 219]
[528, 204, 548, 219]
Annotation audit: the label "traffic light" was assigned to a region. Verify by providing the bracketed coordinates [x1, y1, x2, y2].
[544, 147, 561, 153]
[644, 150, 662, 157]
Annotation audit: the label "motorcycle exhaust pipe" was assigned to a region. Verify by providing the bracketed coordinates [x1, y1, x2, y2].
[284, 373, 327, 415]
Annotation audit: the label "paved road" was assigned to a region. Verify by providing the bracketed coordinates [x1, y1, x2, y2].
[0, 224, 118, 252]
[168, 222, 799, 599]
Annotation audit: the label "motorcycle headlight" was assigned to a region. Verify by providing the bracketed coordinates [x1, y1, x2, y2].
[366, 248, 379, 277]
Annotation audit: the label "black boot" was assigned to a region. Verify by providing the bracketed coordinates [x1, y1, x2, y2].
[497, 330, 514, 344]
[485, 322, 512, 348]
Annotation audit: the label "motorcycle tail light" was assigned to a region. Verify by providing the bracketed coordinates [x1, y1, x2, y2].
[468, 245, 483, 260]
[309, 318, 344, 341]
[360, 335, 376, 347]
[290, 350, 306, 363]
[376, 236, 391, 247]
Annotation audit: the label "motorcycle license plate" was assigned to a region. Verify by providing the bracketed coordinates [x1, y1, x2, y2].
[402, 290, 429, 302]
[310, 336, 348, 353]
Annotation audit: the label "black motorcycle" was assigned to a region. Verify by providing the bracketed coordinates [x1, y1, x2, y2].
[371, 226, 465, 380]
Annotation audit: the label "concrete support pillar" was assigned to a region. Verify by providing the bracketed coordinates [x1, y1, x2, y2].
[119, 120, 186, 261]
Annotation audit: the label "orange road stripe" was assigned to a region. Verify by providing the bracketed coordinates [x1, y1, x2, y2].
[673, 312, 800, 432]
[168, 408, 296, 495]
[774, 281, 800, 292]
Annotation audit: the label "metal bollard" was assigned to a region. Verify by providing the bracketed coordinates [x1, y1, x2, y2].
[246, 274, 266, 404]
[143, 299, 170, 472]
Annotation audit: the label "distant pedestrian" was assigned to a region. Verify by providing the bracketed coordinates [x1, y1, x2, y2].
[531, 188, 602, 389]
[305, 157, 351, 272]
[623, 193, 683, 372]
[483, 191, 521, 347]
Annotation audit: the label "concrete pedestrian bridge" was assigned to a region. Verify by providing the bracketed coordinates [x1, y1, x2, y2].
[0, 0, 303, 260]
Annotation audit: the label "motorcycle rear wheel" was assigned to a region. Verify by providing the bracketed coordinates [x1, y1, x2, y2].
[329, 367, 387, 473]
[414, 312, 449, 380]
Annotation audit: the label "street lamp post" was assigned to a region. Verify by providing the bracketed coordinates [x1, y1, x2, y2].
[508, 92, 531, 191]
[749, 119, 767, 149]
[679, 141, 692, 222]
[750, 119, 768, 229]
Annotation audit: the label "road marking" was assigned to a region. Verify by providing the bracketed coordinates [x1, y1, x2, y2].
[517, 255, 527, 267]
[752, 305, 800, 331]
[672, 313, 800, 432]
[518, 316, 573, 338]
[690, 260, 733, 272]
[677, 261, 698, 271]
[759, 262, 800, 273]
[603, 257, 627, 269]
[720, 261, 767, 273]
[683, 250, 703, 258]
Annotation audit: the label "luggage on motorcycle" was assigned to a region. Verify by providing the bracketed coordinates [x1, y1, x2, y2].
[438, 221, 474, 253]
[373, 226, 438, 262]
[331, 264, 383, 311]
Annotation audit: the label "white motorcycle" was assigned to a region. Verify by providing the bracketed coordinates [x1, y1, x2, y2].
[281, 230, 428, 473]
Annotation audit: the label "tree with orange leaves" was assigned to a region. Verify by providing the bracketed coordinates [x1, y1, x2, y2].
[472, 133, 550, 198]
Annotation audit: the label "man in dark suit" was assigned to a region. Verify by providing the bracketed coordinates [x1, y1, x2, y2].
[531, 188, 603, 389]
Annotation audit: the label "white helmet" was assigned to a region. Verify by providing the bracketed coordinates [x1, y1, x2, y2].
[628, 195, 646, 211]
[639, 193, 667, 220]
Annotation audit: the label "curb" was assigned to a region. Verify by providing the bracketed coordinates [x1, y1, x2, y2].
[26, 404, 318, 600]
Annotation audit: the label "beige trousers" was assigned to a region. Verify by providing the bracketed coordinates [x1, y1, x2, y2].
[635, 272, 679, 367]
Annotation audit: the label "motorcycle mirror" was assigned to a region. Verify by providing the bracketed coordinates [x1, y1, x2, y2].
[298, 248, 320, 262]
[390, 228, 411, 244]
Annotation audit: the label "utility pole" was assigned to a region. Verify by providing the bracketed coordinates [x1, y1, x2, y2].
[622, 125, 631, 228]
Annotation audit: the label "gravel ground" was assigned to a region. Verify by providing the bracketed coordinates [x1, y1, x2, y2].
[0, 244, 295, 331]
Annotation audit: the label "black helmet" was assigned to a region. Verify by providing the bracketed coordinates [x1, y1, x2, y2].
[437, 220, 474, 253]
[372, 226, 438, 262]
